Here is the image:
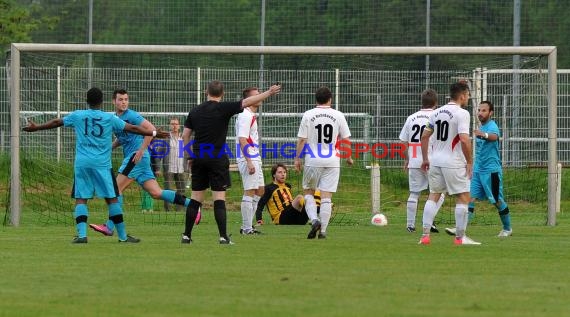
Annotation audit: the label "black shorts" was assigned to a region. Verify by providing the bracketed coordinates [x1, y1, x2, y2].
[279, 206, 309, 225]
[190, 156, 231, 191]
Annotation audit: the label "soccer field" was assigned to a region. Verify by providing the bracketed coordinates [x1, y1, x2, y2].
[1, 211, 569, 317]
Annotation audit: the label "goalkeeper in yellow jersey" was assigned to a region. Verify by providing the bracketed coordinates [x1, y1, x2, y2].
[255, 163, 320, 225]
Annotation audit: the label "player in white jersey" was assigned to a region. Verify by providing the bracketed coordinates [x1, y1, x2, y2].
[419, 80, 480, 246]
[398, 89, 444, 233]
[295, 86, 353, 239]
[236, 86, 264, 235]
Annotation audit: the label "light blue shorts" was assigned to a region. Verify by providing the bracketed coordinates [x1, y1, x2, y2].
[72, 167, 119, 199]
[471, 171, 504, 204]
[118, 154, 156, 186]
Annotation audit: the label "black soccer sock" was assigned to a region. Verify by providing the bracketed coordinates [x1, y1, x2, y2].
[213, 200, 228, 238]
[184, 199, 201, 236]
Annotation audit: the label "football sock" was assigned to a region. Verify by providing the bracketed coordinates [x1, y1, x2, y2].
[421, 199, 438, 234]
[173, 193, 188, 207]
[254, 195, 263, 222]
[468, 201, 475, 221]
[252, 195, 261, 220]
[319, 198, 332, 233]
[74, 204, 88, 238]
[160, 190, 175, 203]
[105, 219, 115, 233]
[406, 192, 420, 227]
[454, 204, 468, 238]
[500, 213, 511, 231]
[497, 202, 511, 230]
[213, 200, 228, 238]
[108, 202, 126, 240]
[105, 195, 122, 233]
[184, 199, 201, 236]
[240, 195, 254, 230]
[304, 195, 318, 222]
[436, 193, 445, 211]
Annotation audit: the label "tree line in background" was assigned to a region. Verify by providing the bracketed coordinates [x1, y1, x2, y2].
[1, 0, 569, 69]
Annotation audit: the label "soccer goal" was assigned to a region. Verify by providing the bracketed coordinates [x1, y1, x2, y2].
[5, 44, 559, 227]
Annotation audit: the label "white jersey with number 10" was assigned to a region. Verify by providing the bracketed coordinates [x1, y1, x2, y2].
[426, 102, 470, 168]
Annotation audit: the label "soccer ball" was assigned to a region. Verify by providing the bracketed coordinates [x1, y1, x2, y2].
[371, 213, 388, 226]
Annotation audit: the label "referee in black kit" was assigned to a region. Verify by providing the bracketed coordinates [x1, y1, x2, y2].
[181, 80, 281, 245]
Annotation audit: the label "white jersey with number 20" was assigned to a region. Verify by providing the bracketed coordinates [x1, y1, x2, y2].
[399, 108, 435, 169]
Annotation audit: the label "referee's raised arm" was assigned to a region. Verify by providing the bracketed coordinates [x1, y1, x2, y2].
[241, 83, 281, 109]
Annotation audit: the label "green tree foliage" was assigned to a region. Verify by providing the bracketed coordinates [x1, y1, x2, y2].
[10, 0, 570, 68]
[0, 0, 57, 55]
[24, 0, 85, 44]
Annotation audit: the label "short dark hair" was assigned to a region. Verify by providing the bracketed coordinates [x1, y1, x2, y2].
[271, 163, 287, 180]
[207, 81, 224, 97]
[480, 100, 494, 112]
[112, 88, 128, 99]
[86, 87, 103, 107]
[449, 80, 470, 100]
[421, 89, 438, 108]
[315, 86, 332, 105]
[242, 86, 259, 98]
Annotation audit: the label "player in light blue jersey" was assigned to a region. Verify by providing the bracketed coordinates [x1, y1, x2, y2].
[89, 88, 198, 237]
[445, 100, 512, 237]
[23, 87, 167, 243]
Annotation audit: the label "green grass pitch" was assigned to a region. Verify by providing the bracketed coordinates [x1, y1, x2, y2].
[1, 211, 570, 317]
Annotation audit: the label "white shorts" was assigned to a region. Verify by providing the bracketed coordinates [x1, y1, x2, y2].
[428, 166, 470, 195]
[408, 168, 428, 193]
[302, 166, 340, 193]
[238, 160, 264, 190]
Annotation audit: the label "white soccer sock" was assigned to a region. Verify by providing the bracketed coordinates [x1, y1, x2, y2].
[406, 192, 420, 227]
[252, 195, 260, 216]
[421, 199, 438, 235]
[435, 193, 445, 211]
[304, 195, 318, 222]
[319, 198, 332, 233]
[241, 195, 253, 230]
[454, 204, 468, 238]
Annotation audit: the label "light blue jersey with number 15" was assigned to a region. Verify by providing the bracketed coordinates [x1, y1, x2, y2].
[63, 109, 126, 168]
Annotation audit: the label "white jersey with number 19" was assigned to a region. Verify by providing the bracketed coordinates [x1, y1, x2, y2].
[297, 106, 351, 168]
[425, 102, 470, 168]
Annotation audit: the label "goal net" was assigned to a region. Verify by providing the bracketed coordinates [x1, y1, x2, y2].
[3, 45, 560, 227]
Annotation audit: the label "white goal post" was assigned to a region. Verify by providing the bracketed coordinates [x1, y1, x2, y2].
[9, 44, 559, 226]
